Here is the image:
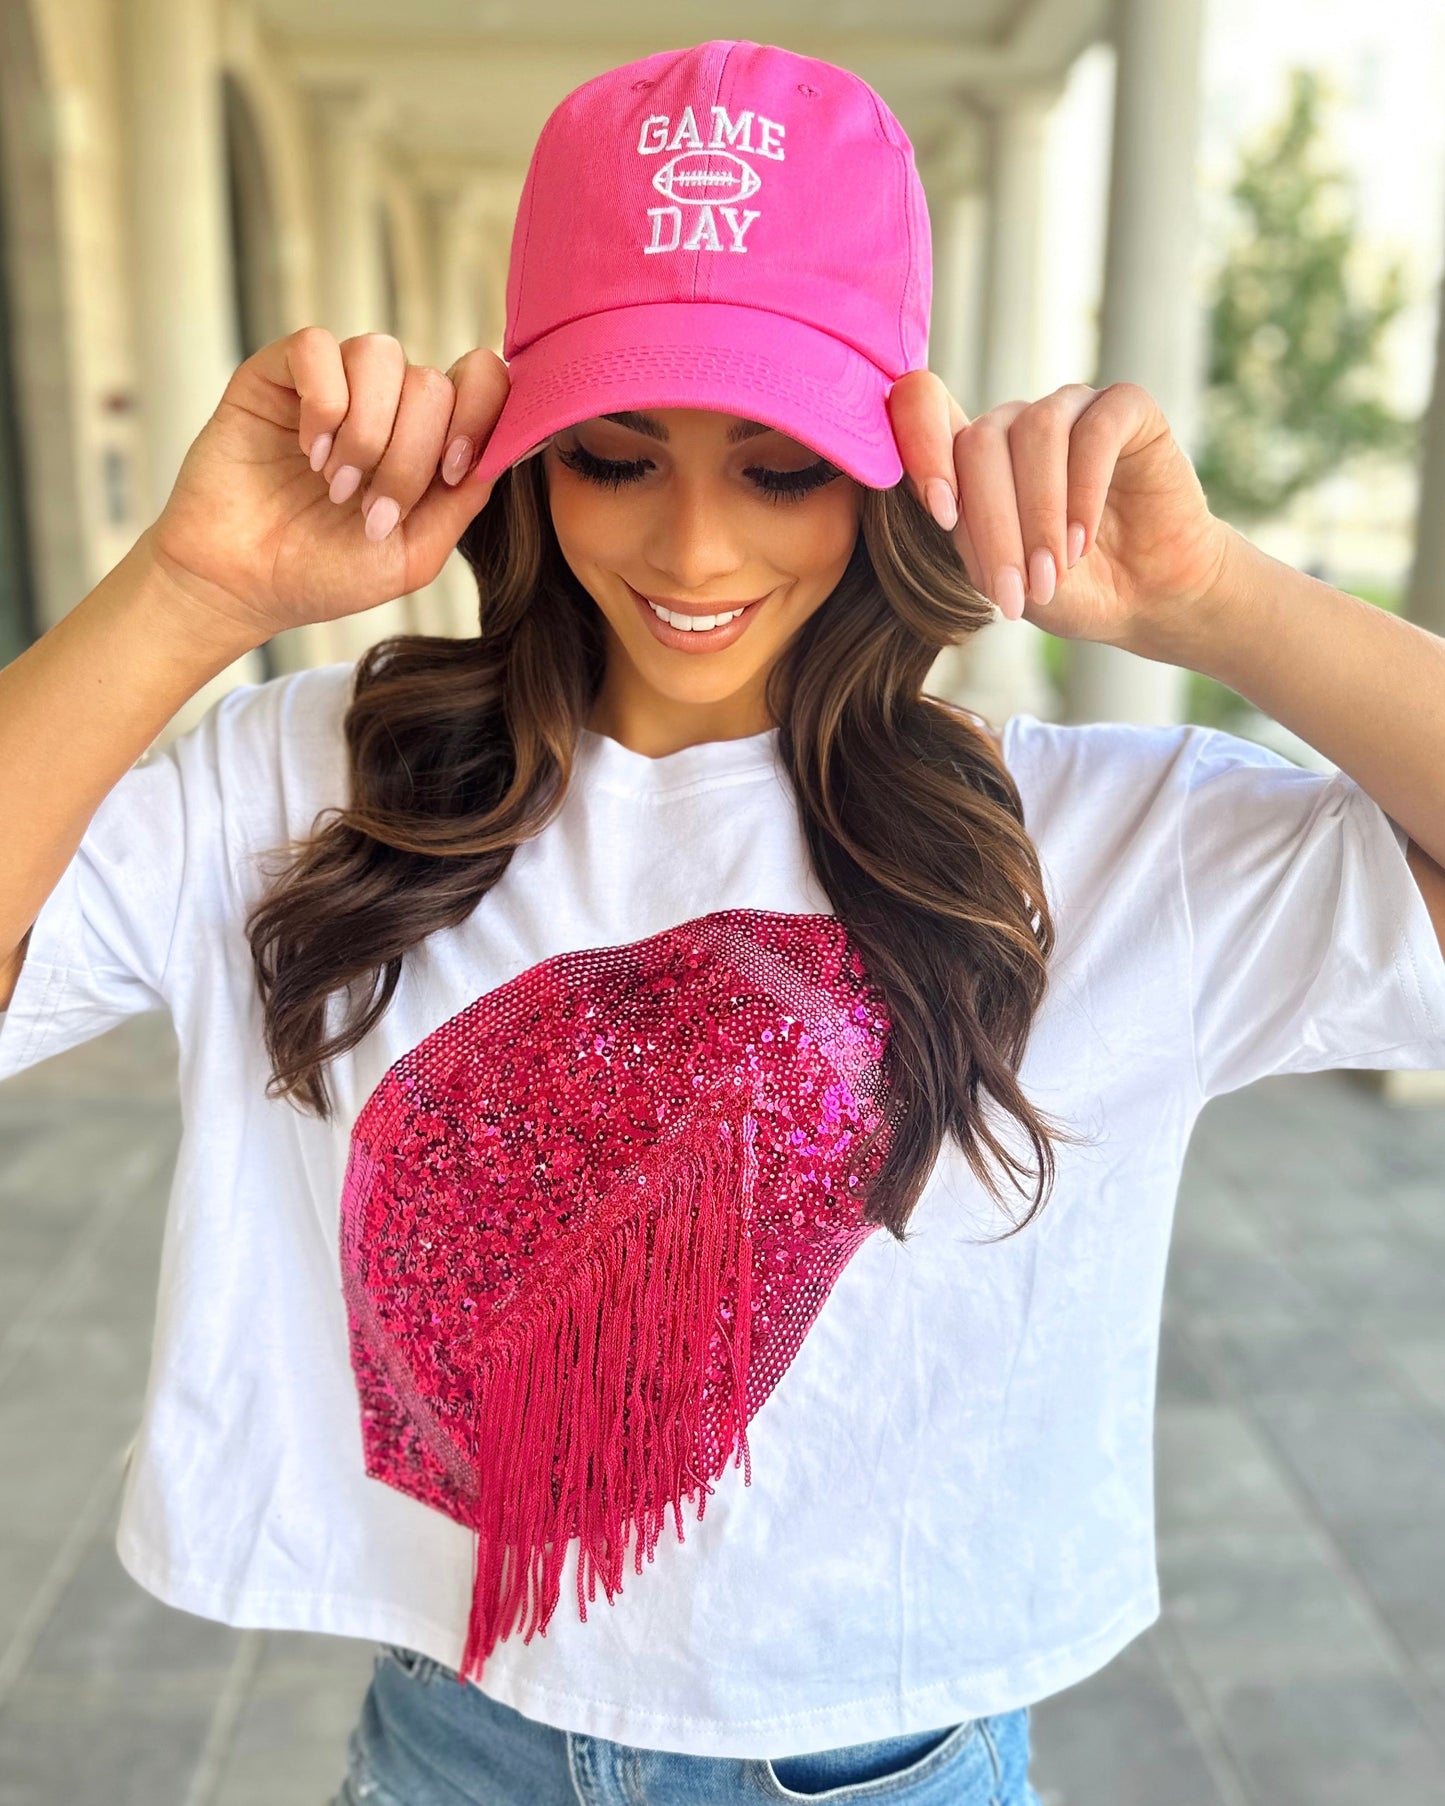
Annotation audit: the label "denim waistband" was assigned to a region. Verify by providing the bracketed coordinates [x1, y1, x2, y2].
[327, 1643, 1044, 1804]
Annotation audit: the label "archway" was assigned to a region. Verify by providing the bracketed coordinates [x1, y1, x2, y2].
[223, 68, 284, 360]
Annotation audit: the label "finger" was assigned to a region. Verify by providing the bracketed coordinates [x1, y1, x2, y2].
[935, 431, 986, 593]
[321, 333, 408, 505]
[1066, 382, 1158, 564]
[357, 364, 458, 543]
[241, 326, 350, 467]
[1009, 386, 1097, 607]
[440, 347, 512, 486]
[398, 349, 511, 569]
[948, 496, 986, 597]
[887, 368, 969, 530]
[954, 402, 1030, 620]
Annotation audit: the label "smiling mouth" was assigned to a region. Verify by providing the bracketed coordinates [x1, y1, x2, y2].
[625, 582, 771, 635]
[642, 598, 751, 630]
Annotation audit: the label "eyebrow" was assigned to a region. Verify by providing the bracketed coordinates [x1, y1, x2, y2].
[599, 410, 775, 445]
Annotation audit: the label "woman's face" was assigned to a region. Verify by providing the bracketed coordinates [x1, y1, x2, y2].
[541, 407, 864, 741]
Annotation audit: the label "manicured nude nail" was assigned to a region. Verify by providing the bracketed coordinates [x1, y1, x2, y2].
[329, 464, 362, 504]
[309, 432, 333, 472]
[1029, 548, 1057, 606]
[442, 436, 473, 484]
[993, 566, 1025, 620]
[364, 496, 400, 542]
[925, 478, 958, 532]
[1067, 521, 1086, 566]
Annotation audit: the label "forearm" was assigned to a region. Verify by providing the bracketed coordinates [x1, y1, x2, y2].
[1131, 524, 1445, 871]
[0, 526, 263, 976]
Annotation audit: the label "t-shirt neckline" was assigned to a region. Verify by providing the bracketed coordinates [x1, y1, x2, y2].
[575, 722, 782, 794]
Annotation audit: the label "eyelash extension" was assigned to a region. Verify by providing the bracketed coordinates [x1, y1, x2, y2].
[555, 441, 841, 505]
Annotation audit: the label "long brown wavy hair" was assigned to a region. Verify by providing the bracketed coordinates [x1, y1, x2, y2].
[244, 452, 1089, 1243]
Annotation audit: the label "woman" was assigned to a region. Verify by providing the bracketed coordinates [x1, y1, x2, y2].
[2, 36, 1444, 1806]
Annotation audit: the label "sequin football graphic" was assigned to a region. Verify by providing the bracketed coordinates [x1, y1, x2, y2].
[338, 906, 897, 1683]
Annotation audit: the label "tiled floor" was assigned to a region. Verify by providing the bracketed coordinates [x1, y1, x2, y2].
[1, 1011, 1443, 1803]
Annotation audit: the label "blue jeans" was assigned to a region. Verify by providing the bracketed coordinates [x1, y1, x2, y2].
[330, 1643, 1045, 1804]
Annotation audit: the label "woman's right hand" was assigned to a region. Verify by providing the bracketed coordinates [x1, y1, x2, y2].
[146, 327, 513, 644]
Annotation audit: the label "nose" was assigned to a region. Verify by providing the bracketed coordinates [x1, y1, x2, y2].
[639, 472, 754, 598]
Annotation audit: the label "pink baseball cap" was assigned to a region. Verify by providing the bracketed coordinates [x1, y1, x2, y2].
[472, 38, 932, 492]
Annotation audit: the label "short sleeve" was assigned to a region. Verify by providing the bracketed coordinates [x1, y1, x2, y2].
[0, 659, 355, 1084]
[1180, 726, 1445, 1101]
[0, 735, 197, 1079]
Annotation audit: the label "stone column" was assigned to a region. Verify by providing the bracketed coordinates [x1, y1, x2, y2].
[919, 121, 991, 718]
[123, 0, 265, 717]
[378, 169, 432, 361]
[432, 183, 492, 368]
[306, 85, 411, 659]
[1062, 0, 1208, 726]
[309, 87, 391, 342]
[473, 210, 513, 357]
[377, 169, 438, 640]
[405, 182, 492, 641]
[928, 185, 988, 417]
[937, 92, 1060, 729]
[919, 115, 987, 414]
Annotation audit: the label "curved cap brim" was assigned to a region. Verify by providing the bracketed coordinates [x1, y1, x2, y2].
[471, 300, 906, 491]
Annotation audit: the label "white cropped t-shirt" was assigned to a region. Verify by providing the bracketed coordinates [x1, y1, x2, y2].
[2, 659, 1443, 1758]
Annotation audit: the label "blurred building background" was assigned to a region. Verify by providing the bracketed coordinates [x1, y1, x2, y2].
[4, 2, 1445, 1802]
[4, 0, 1445, 745]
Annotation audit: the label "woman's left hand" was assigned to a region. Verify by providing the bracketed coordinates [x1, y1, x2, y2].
[887, 371, 1236, 653]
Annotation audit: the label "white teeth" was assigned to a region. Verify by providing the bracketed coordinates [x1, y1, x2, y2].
[644, 599, 745, 631]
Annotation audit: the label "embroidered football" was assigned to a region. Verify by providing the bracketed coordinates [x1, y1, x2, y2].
[651, 150, 763, 206]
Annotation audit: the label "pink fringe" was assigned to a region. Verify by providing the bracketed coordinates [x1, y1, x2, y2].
[456, 1104, 759, 1683]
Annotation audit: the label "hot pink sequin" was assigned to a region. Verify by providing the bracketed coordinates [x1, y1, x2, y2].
[338, 907, 896, 1683]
